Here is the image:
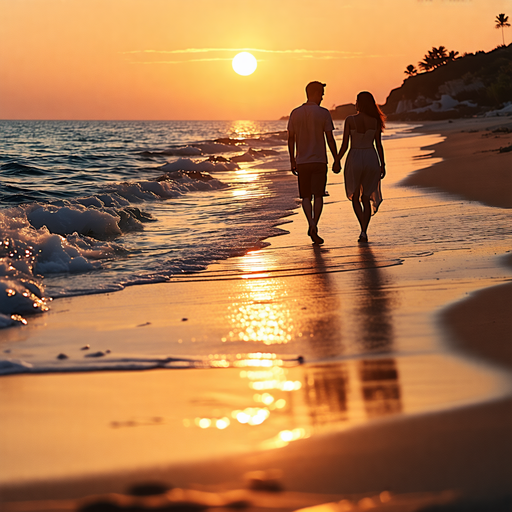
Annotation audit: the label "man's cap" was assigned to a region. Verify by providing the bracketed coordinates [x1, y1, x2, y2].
[306, 81, 326, 95]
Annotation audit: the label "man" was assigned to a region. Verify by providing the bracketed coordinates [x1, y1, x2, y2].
[287, 81, 338, 245]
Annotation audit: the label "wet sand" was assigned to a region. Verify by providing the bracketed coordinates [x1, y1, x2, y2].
[402, 117, 512, 208]
[0, 117, 511, 511]
[411, 118, 512, 372]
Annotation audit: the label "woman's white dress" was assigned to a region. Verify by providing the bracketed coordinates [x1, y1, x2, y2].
[344, 129, 383, 215]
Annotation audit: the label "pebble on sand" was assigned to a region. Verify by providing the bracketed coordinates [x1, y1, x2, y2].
[57, 353, 68, 360]
[85, 351, 106, 358]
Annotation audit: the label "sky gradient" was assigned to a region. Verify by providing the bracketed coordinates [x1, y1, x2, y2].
[1, 0, 510, 120]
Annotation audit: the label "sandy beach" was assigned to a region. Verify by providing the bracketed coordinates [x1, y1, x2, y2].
[403, 117, 512, 209]
[0, 117, 511, 512]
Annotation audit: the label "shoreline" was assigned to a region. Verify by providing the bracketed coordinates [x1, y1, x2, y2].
[1, 117, 511, 510]
[410, 117, 512, 371]
[403, 117, 512, 209]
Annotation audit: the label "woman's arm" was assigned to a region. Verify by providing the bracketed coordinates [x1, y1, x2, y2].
[375, 130, 386, 179]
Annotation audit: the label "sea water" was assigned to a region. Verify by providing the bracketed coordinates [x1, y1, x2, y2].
[2, 121, 512, 474]
[1, 119, 418, 332]
[0, 121, 298, 323]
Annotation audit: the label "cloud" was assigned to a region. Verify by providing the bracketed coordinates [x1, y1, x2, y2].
[136, 57, 234, 64]
[122, 47, 364, 64]
[121, 48, 356, 55]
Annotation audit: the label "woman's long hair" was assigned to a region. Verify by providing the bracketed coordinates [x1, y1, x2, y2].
[356, 91, 386, 132]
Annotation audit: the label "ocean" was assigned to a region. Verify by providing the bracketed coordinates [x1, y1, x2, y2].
[2, 119, 512, 481]
[4, 119, 490, 378]
[1, 120, 420, 329]
[0, 121, 300, 322]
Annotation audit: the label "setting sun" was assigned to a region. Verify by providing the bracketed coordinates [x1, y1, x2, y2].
[232, 52, 258, 76]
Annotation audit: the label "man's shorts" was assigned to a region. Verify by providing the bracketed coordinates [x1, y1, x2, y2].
[297, 163, 327, 199]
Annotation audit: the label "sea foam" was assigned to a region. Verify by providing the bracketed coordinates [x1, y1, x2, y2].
[159, 157, 239, 173]
[0, 120, 291, 329]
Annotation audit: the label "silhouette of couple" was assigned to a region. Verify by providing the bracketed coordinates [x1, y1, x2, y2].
[288, 82, 386, 244]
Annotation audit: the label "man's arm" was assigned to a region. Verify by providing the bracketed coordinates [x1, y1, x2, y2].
[325, 131, 338, 173]
[288, 131, 298, 176]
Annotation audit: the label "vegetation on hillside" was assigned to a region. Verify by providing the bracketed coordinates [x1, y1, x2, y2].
[383, 44, 511, 120]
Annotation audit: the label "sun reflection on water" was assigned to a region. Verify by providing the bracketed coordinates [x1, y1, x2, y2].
[182, 351, 404, 456]
[226, 283, 294, 344]
[229, 120, 259, 139]
[225, 251, 295, 344]
[182, 244, 404, 448]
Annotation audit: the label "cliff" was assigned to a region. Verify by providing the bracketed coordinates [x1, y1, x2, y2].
[381, 44, 512, 121]
[280, 45, 511, 122]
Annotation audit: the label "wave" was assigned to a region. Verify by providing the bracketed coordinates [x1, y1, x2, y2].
[139, 146, 204, 157]
[0, 166, 229, 325]
[0, 121, 293, 330]
[136, 131, 287, 160]
[0, 162, 48, 175]
[0, 353, 303, 375]
[159, 157, 239, 173]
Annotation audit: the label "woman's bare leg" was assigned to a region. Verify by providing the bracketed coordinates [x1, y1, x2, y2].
[351, 183, 372, 240]
[352, 194, 364, 231]
[360, 194, 371, 234]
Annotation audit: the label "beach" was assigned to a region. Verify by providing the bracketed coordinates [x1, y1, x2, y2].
[0, 117, 511, 511]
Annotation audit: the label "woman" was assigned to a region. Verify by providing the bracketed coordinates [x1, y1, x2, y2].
[335, 91, 386, 242]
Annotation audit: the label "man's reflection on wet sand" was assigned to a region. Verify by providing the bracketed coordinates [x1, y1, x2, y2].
[299, 246, 348, 426]
[359, 358, 401, 418]
[304, 362, 349, 427]
[355, 245, 395, 352]
[303, 245, 344, 360]
[356, 245, 401, 417]
[303, 245, 402, 426]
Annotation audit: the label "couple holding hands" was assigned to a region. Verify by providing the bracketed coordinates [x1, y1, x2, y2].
[287, 81, 386, 244]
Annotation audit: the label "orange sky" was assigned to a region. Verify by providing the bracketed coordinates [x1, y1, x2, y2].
[0, 0, 510, 120]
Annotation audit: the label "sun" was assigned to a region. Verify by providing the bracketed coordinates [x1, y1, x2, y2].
[232, 52, 257, 76]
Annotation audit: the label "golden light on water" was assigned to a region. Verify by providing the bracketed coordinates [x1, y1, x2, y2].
[226, 253, 295, 344]
[194, 416, 231, 430]
[230, 120, 259, 138]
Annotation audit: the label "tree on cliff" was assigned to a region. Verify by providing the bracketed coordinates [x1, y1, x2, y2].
[418, 46, 459, 72]
[495, 13, 510, 46]
[404, 64, 418, 76]
[448, 50, 460, 61]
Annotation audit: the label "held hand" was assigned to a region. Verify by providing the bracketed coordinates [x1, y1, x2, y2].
[380, 165, 386, 179]
[332, 161, 341, 174]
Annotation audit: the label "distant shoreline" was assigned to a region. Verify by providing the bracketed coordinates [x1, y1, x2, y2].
[402, 117, 512, 209]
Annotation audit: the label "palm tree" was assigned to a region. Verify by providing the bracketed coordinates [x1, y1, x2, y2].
[434, 46, 448, 61]
[418, 51, 435, 72]
[495, 13, 510, 46]
[447, 50, 459, 61]
[404, 64, 417, 76]
[419, 48, 442, 71]
[418, 46, 459, 72]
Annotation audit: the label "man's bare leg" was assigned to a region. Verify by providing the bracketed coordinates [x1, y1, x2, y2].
[313, 195, 323, 227]
[302, 195, 323, 244]
[302, 197, 314, 232]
